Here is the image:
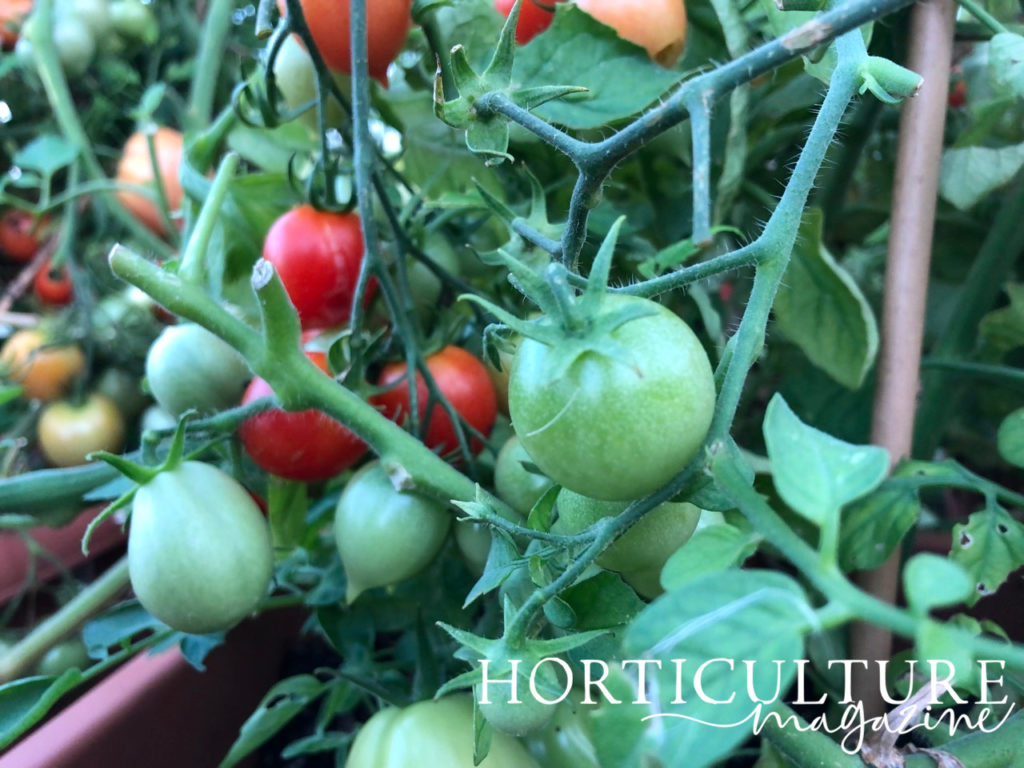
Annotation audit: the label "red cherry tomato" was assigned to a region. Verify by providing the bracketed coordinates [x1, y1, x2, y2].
[371, 346, 497, 457]
[239, 351, 367, 482]
[494, 0, 562, 44]
[948, 79, 966, 109]
[262, 206, 375, 330]
[33, 259, 73, 306]
[0, 210, 49, 262]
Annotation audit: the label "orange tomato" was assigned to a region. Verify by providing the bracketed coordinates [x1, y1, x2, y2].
[0, 0, 32, 49]
[0, 328, 85, 401]
[576, 0, 687, 66]
[115, 127, 184, 236]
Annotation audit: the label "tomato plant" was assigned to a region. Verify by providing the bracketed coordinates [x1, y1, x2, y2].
[37, 392, 125, 467]
[262, 206, 374, 330]
[346, 696, 540, 768]
[0, 329, 85, 401]
[116, 127, 184, 236]
[372, 346, 496, 457]
[493, 0, 562, 44]
[128, 461, 274, 635]
[145, 323, 252, 417]
[333, 461, 450, 602]
[240, 350, 366, 482]
[0, 210, 48, 262]
[33, 259, 73, 306]
[284, 0, 411, 85]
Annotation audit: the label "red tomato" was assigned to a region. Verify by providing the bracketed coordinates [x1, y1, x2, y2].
[494, 0, 562, 44]
[371, 346, 497, 457]
[948, 79, 966, 109]
[0, 0, 31, 49]
[262, 206, 375, 330]
[33, 259, 73, 306]
[283, 0, 411, 85]
[239, 351, 367, 482]
[0, 210, 48, 262]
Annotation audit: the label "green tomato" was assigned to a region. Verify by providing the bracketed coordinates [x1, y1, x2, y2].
[145, 324, 251, 417]
[95, 366, 147, 421]
[65, 0, 110, 37]
[334, 462, 451, 603]
[128, 461, 273, 634]
[454, 520, 491, 574]
[494, 435, 553, 516]
[35, 637, 90, 677]
[476, 649, 558, 737]
[526, 698, 599, 768]
[620, 565, 663, 600]
[271, 33, 349, 135]
[551, 489, 701, 574]
[509, 294, 715, 501]
[346, 696, 540, 768]
[109, 0, 157, 42]
[54, 18, 95, 75]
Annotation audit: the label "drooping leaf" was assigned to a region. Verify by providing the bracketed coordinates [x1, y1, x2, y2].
[773, 209, 880, 389]
[939, 144, 1024, 211]
[763, 394, 889, 525]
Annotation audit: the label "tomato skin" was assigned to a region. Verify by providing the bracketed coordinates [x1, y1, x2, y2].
[128, 461, 274, 635]
[240, 351, 367, 482]
[494, 0, 563, 44]
[526, 698, 599, 768]
[334, 462, 451, 602]
[285, 0, 411, 86]
[272, 33, 349, 133]
[0, 0, 31, 48]
[262, 207, 374, 330]
[0, 210, 48, 262]
[576, 0, 687, 66]
[116, 127, 184, 236]
[551, 489, 700, 573]
[372, 346, 497, 457]
[145, 324, 252, 417]
[33, 259, 73, 306]
[346, 696, 541, 768]
[494, 435, 553, 515]
[1, 329, 85, 401]
[509, 294, 715, 501]
[109, 0, 156, 42]
[37, 393, 126, 467]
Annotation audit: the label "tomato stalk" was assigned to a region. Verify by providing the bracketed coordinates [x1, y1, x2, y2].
[177, 152, 240, 286]
[187, 0, 235, 130]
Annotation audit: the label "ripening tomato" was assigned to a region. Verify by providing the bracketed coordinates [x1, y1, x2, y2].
[0, 210, 48, 262]
[576, 0, 687, 66]
[262, 206, 375, 330]
[283, 0, 411, 85]
[239, 350, 367, 482]
[33, 259, 73, 306]
[0, 329, 85, 401]
[372, 346, 497, 457]
[493, 0, 563, 44]
[116, 127, 184, 235]
[37, 393, 125, 467]
[0, 0, 31, 48]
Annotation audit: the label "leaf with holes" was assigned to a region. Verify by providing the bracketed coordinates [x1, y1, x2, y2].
[950, 505, 1024, 606]
[622, 570, 812, 768]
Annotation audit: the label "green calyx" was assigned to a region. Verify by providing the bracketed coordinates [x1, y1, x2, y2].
[463, 217, 658, 382]
[857, 56, 923, 104]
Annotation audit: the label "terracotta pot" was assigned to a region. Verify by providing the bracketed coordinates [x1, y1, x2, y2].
[0, 506, 125, 604]
[0, 609, 303, 768]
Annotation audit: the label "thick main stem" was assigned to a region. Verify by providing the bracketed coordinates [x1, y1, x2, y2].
[852, 0, 957, 718]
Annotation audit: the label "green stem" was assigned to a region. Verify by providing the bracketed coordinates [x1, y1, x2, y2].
[759, 703, 865, 768]
[905, 711, 1024, 768]
[954, 0, 1009, 35]
[188, 0, 235, 129]
[920, 359, 1024, 388]
[178, 153, 240, 286]
[0, 557, 131, 683]
[688, 93, 713, 245]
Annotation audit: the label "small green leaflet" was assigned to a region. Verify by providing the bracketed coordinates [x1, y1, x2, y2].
[950, 503, 1024, 606]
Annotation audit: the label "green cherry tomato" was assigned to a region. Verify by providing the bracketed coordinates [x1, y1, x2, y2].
[271, 33, 349, 133]
[526, 698, 600, 768]
[54, 18, 95, 75]
[476, 661, 556, 737]
[551, 489, 701, 574]
[128, 461, 274, 634]
[494, 435, 554, 516]
[35, 637, 90, 677]
[346, 696, 541, 768]
[509, 294, 715, 501]
[109, 0, 157, 42]
[334, 462, 451, 602]
[145, 324, 251, 417]
[453, 520, 491, 574]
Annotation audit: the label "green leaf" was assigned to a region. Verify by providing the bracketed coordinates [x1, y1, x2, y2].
[0, 671, 85, 749]
[914, 621, 975, 689]
[998, 407, 1024, 468]
[903, 553, 973, 614]
[939, 144, 1024, 211]
[218, 675, 329, 768]
[840, 483, 919, 571]
[773, 208, 880, 389]
[0, 386, 22, 407]
[13, 134, 78, 177]
[950, 504, 1024, 605]
[988, 33, 1024, 100]
[763, 394, 889, 525]
[557, 572, 644, 630]
[757, 0, 872, 84]
[268, 479, 307, 551]
[464, 532, 519, 608]
[979, 283, 1024, 361]
[82, 601, 167, 660]
[512, 6, 680, 130]
[623, 570, 812, 768]
[660, 523, 759, 590]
